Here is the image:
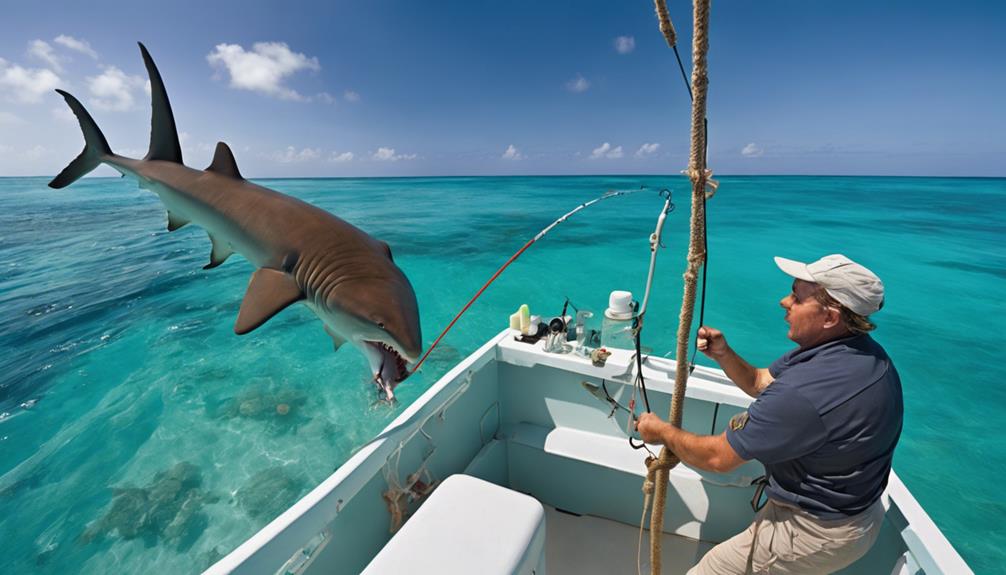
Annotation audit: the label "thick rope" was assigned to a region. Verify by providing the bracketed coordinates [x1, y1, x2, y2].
[653, 0, 677, 48]
[638, 454, 679, 575]
[647, 0, 713, 573]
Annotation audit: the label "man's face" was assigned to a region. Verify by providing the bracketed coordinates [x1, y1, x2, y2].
[780, 279, 831, 346]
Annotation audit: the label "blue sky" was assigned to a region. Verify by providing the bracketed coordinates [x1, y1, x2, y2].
[1, 0, 1003, 177]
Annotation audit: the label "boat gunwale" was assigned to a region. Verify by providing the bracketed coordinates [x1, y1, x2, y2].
[204, 331, 509, 574]
[207, 329, 972, 575]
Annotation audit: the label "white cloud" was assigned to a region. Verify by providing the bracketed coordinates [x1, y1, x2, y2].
[269, 146, 321, 163]
[0, 111, 24, 125]
[117, 148, 148, 158]
[372, 147, 416, 162]
[565, 74, 589, 93]
[635, 142, 660, 158]
[50, 106, 75, 123]
[0, 58, 61, 103]
[373, 148, 395, 161]
[590, 142, 623, 159]
[28, 40, 63, 72]
[87, 66, 146, 111]
[176, 132, 215, 157]
[54, 35, 98, 59]
[316, 91, 336, 104]
[741, 142, 764, 157]
[329, 151, 354, 163]
[502, 144, 524, 161]
[19, 144, 46, 160]
[614, 36, 636, 55]
[207, 42, 320, 101]
[343, 90, 360, 102]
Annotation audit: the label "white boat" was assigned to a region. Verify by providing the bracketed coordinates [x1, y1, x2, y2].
[205, 328, 972, 574]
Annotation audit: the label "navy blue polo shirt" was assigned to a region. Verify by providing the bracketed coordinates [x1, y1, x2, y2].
[725, 334, 903, 519]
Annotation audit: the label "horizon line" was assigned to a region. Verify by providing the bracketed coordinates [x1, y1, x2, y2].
[3, 173, 1004, 181]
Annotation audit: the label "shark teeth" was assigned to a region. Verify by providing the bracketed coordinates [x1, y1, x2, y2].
[381, 342, 409, 382]
[367, 341, 410, 383]
[368, 341, 409, 403]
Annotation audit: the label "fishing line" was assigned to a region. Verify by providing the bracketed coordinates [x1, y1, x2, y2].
[410, 187, 650, 374]
[412, 41, 713, 378]
[655, 0, 713, 372]
[627, 188, 675, 425]
[672, 39, 712, 375]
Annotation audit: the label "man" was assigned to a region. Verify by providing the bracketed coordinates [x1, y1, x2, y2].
[637, 254, 902, 574]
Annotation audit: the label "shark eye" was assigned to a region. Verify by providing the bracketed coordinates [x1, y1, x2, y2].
[377, 321, 386, 329]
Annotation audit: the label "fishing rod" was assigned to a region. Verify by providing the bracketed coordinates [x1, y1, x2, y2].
[410, 187, 649, 374]
[414, 4, 713, 379]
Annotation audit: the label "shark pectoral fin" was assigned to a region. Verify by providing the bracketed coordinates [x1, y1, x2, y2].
[323, 325, 348, 351]
[203, 234, 233, 270]
[167, 211, 189, 232]
[234, 268, 304, 335]
[206, 142, 243, 179]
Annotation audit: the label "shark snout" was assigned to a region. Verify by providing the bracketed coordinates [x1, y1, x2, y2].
[400, 332, 422, 364]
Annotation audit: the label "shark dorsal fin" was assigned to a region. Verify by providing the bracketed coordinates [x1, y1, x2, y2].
[138, 42, 183, 165]
[234, 268, 303, 335]
[206, 142, 243, 179]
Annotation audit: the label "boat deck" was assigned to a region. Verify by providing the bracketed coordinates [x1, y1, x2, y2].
[207, 332, 972, 575]
[545, 506, 714, 574]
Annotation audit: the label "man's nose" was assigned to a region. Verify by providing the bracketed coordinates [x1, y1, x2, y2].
[780, 294, 793, 309]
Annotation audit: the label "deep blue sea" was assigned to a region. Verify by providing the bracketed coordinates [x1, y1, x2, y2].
[1, 175, 1003, 573]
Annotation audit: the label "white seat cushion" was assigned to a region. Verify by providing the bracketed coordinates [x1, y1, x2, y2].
[363, 474, 546, 574]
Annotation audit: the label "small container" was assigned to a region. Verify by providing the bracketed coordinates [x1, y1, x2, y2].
[544, 316, 571, 353]
[601, 317, 635, 349]
[601, 290, 636, 349]
[575, 310, 594, 347]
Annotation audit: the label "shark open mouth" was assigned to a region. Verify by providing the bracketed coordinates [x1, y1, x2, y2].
[366, 341, 410, 401]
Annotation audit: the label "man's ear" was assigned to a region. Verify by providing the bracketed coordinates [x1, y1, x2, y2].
[822, 306, 842, 329]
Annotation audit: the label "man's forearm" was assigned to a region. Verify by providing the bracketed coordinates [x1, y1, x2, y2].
[714, 348, 768, 398]
[659, 425, 736, 473]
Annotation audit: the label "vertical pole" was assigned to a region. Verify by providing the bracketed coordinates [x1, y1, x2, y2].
[648, 0, 712, 573]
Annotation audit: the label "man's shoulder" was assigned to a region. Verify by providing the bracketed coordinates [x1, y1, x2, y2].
[768, 336, 896, 412]
[774, 335, 890, 377]
[753, 379, 820, 418]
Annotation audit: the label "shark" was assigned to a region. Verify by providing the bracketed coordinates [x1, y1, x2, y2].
[49, 43, 422, 401]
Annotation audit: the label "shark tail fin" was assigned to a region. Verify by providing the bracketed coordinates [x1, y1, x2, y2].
[48, 89, 113, 189]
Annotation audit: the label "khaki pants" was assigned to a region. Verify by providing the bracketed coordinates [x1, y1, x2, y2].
[688, 499, 884, 575]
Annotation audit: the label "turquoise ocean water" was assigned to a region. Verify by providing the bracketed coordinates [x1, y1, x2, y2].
[1, 175, 1003, 573]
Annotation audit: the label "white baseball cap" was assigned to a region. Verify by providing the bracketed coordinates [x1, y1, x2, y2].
[774, 254, 884, 316]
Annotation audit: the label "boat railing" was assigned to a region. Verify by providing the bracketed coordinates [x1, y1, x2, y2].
[207, 329, 973, 575]
[204, 332, 510, 575]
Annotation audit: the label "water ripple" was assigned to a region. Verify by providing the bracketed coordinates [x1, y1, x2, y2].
[1, 175, 1004, 573]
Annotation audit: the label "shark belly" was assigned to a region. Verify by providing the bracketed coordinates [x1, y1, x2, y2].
[156, 183, 265, 264]
[119, 163, 274, 269]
